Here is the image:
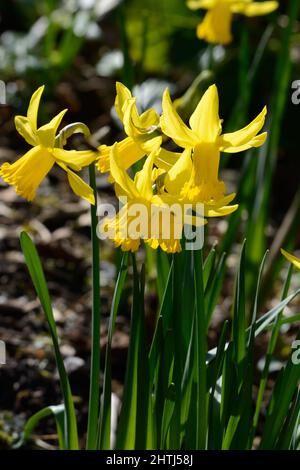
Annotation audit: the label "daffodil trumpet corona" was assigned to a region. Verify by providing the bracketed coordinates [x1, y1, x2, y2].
[187, 0, 279, 45]
[0, 86, 97, 204]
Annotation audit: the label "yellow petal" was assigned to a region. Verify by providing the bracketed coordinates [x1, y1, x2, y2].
[154, 148, 181, 171]
[101, 204, 142, 252]
[220, 132, 268, 153]
[27, 85, 44, 131]
[134, 152, 155, 200]
[219, 106, 267, 153]
[123, 98, 139, 136]
[139, 108, 160, 128]
[144, 204, 183, 253]
[124, 98, 159, 132]
[118, 239, 141, 252]
[204, 204, 238, 217]
[197, 4, 233, 45]
[164, 148, 192, 194]
[114, 182, 128, 199]
[0, 146, 54, 201]
[152, 166, 165, 182]
[58, 162, 95, 205]
[96, 144, 111, 173]
[36, 109, 68, 148]
[281, 249, 300, 270]
[109, 143, 140, 199]
[123, 99, 162, 153]
[241, 2, 279, 17]
[116, 136, 146, 168]
[189, 84, 222, 142]
[15, 116, 37, 146]
[209, 192, 236, 207]
[53, 148, 97, 171]
[96, 137, 145, 175]
[146, 237, 182, 253]
[139, 134, 162, 154]
[160, 89, 198, 148]
[151, 194, 178, 206]
[115, 82, 132, 122]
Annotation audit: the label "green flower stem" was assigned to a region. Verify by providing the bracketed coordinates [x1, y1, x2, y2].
[86, 163, 101, 450]
[169, 254, 183, 449]
[194, 248, 208, 450]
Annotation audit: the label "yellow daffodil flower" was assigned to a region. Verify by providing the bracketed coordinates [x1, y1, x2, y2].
[281, 249, 300, 270]
[96, 82, 180, 177]
[161, 147, 238, 217]
[160, 84, 267, 216]
[100, 144, 201, 253]
[187, 0, 279, 45]
[0, 86, 96, 204]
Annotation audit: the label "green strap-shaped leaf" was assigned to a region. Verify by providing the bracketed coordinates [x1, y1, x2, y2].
[116, 256, 149, 450]
[14, 405, 65, 449]
[20, 232, 79, 450]
[99, 253, 128, 450]
[260, 327, 300, 449]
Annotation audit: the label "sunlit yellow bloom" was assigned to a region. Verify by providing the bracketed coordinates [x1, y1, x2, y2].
[281, 249, 300, 270]
[160, 84, 267, 216]
[0, 86, 96, 204]
[96, 82, 180, 176]
[100, 144, 202, 253]
[162, 147, 238, 217]
[187, 0, 279, 45]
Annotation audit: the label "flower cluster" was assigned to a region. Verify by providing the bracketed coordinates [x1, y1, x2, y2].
[187, 0, 279, 45]
[96, 82, 267, 252]
[0, 82, 268, 253]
